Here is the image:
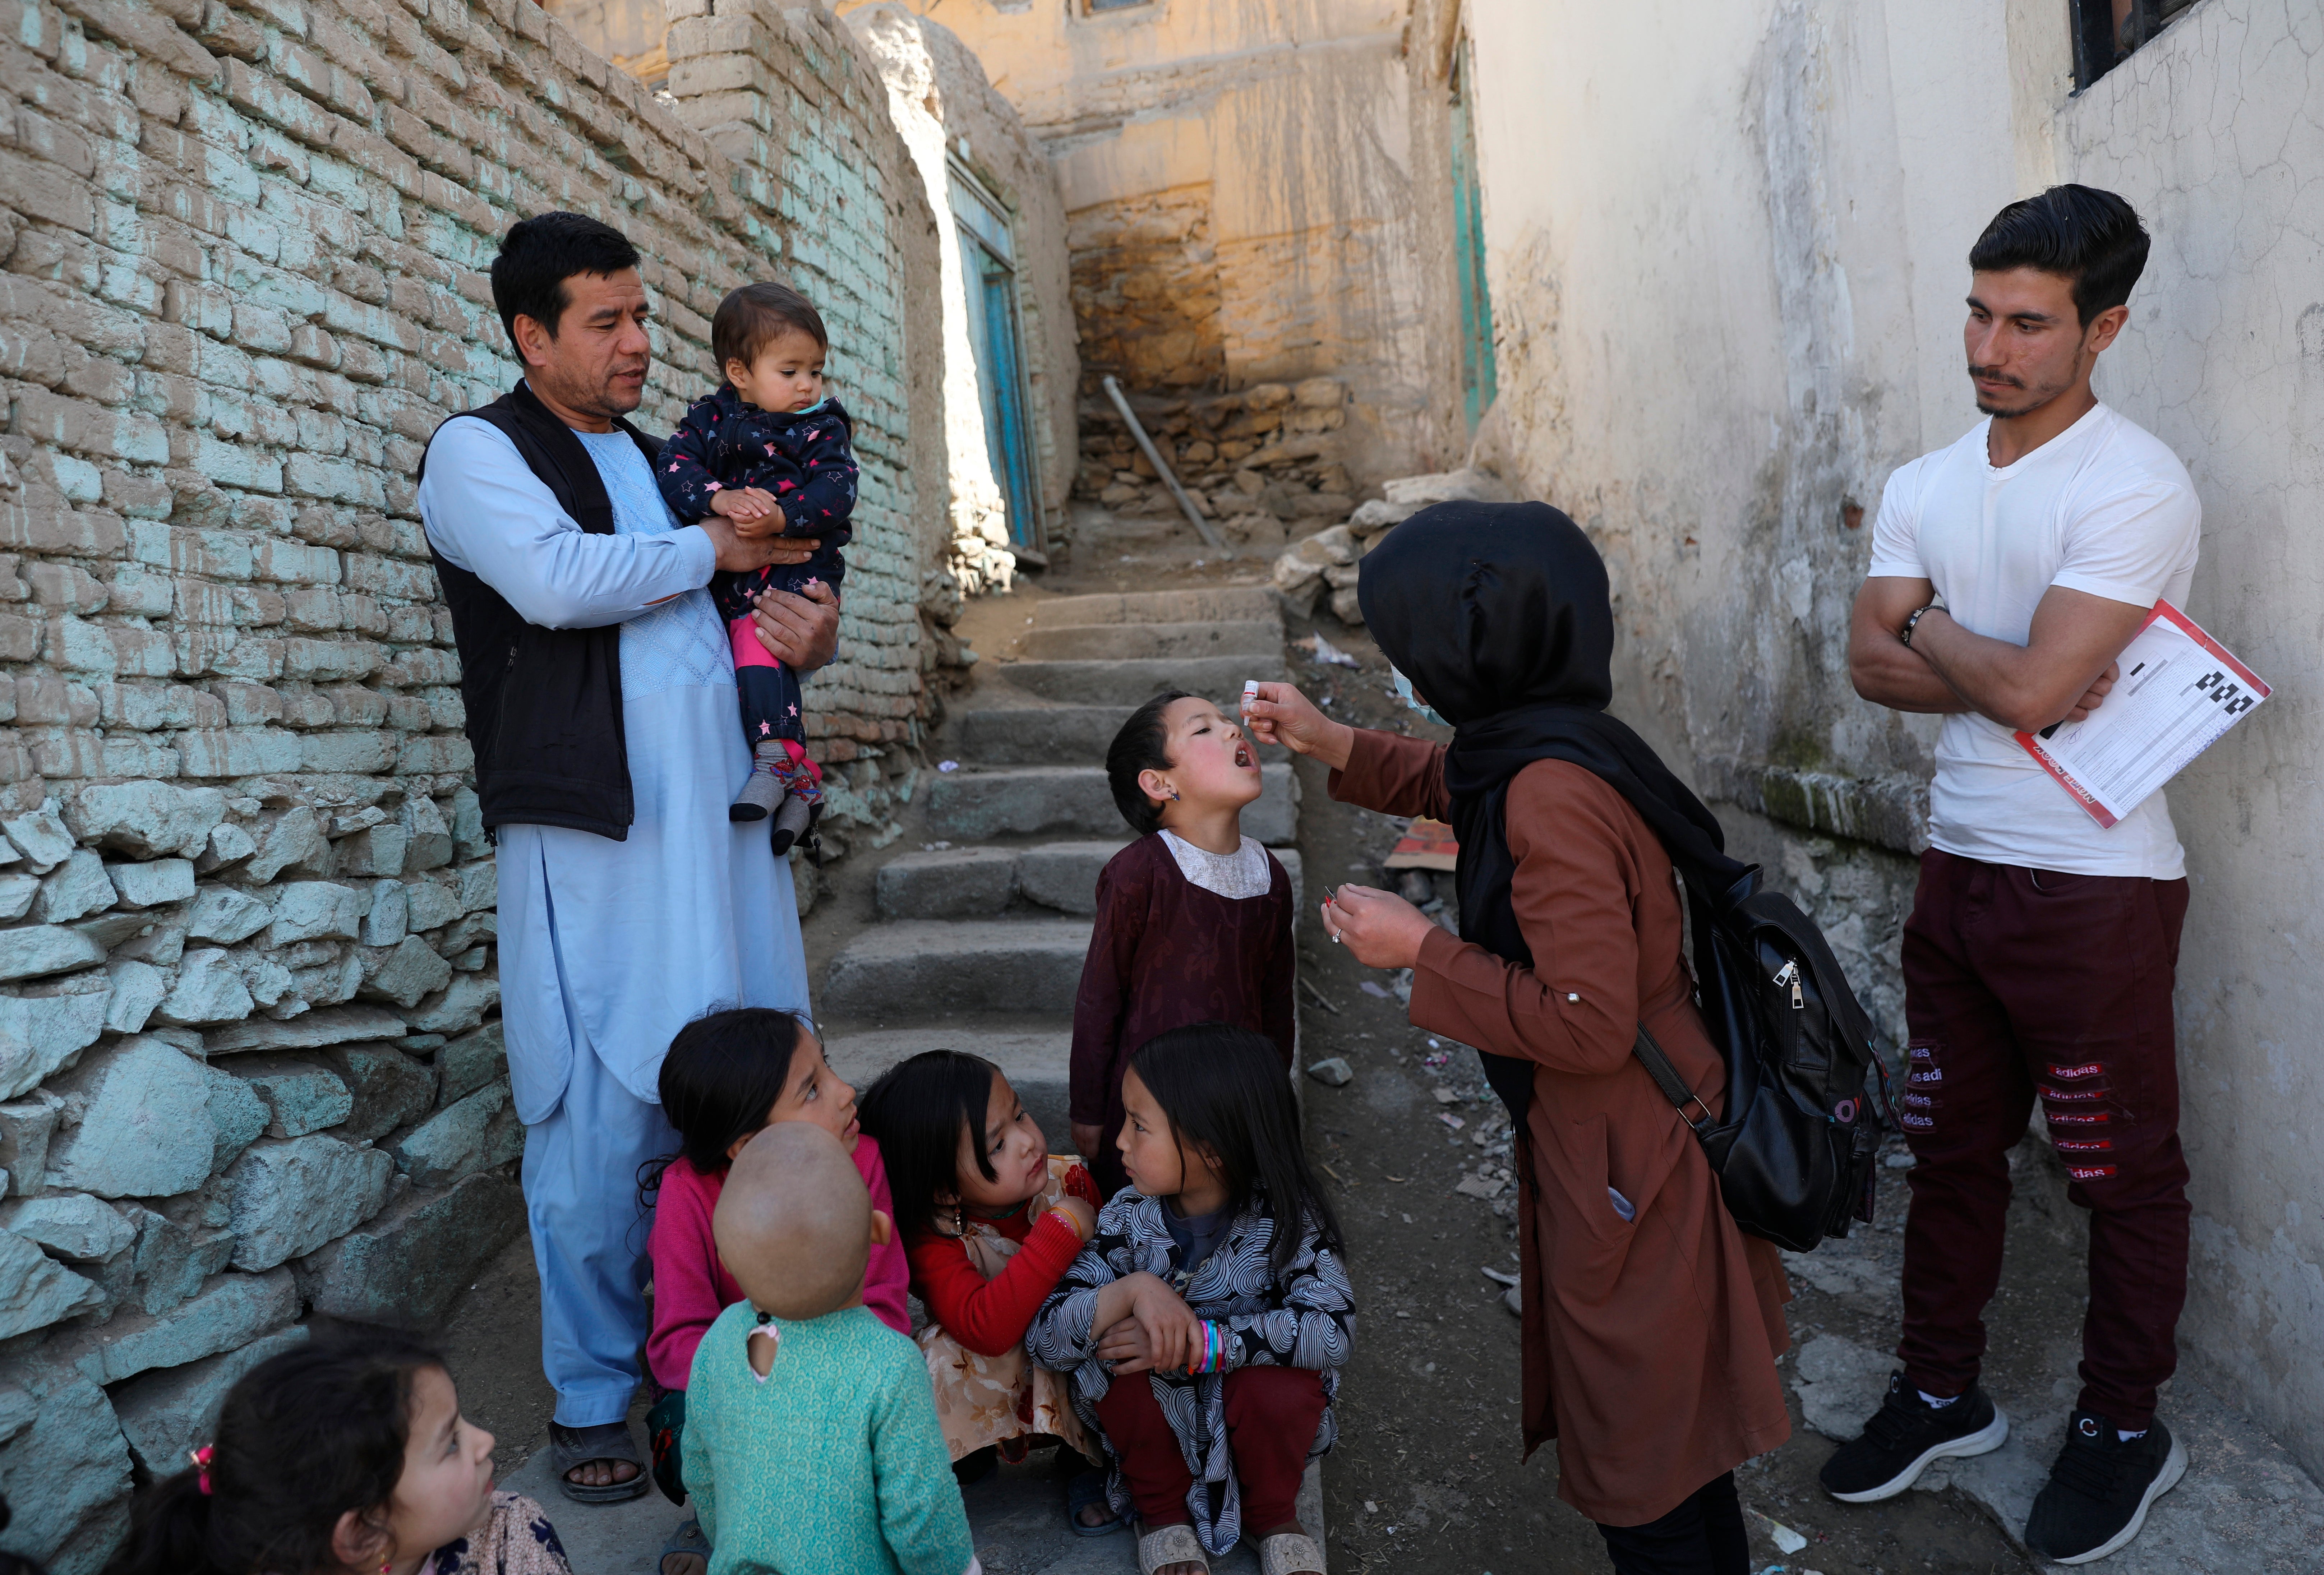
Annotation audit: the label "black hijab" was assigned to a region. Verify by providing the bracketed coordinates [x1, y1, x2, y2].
[1358, 501, 1752, 1117]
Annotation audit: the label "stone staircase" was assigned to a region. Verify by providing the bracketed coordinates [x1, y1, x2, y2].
[820, 587, 1302, 1154]
[815, 585, 1319, 1571]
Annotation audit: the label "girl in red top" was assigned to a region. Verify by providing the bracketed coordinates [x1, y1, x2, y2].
[858, 1049, 1122, 1537]
[642, 1008, 909, 1575]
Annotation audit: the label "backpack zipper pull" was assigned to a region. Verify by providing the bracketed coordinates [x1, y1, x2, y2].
[1774, 960, 1803, 1010]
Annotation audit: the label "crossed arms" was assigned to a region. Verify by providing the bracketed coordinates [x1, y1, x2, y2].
[1847, 576, 2148, 732]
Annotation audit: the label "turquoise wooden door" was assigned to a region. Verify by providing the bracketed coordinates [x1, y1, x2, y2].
[949, 163, 1044, 552]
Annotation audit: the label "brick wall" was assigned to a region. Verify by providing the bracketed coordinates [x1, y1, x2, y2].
[0, 0, 939, 1563]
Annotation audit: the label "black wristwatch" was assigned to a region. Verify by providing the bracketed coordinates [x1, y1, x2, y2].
[1900, 605, 1937, 647]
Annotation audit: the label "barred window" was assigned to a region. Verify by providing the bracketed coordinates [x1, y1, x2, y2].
[2072, 0, 2200, 88]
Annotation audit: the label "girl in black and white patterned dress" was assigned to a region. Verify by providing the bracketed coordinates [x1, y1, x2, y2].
[1027, 1023, 1351, 1575]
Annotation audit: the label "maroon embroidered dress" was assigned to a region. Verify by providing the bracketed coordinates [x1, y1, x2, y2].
[1069, 833, 1297, 1197]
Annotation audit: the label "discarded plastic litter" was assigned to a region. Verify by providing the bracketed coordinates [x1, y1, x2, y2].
[1764, 1520, 1808, 1555]
[1305, 633, 1359, 668]
[937, 760, 959, 772]
[1360, 981, 1392, 998]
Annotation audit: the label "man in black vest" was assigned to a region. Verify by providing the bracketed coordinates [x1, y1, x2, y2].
[418, 213, 838, 1501]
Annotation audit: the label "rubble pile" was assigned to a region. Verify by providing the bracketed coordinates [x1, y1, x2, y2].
[1075, 379, 1357, 551]
[1272, 469, 1513, 623]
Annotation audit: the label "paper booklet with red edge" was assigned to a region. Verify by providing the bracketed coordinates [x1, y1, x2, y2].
[2014, 599, 2269, 829]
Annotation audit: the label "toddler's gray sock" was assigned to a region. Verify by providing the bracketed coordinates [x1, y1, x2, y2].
[770, 789, 815, 855]
[730, 741, 789, 822]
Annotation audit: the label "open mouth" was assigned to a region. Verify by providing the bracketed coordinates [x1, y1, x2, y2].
[1233, 745, 1254, 769]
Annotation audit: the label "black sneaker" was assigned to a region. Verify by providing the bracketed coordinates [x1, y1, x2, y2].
[1818, 1372, 2010, 1502]
[2024, 1412, 2186, 1564]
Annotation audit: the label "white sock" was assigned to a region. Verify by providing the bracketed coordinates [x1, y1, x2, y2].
[1918, 1389, 1962, 1408]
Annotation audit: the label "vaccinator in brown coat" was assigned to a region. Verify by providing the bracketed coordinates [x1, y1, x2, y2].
[1256, 500, 1793, 1542]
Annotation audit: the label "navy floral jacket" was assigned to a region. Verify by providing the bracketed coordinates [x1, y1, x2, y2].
[655, 388, 856, 592]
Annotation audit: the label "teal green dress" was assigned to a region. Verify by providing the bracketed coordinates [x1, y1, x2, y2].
[681, 1301, 973, 1575]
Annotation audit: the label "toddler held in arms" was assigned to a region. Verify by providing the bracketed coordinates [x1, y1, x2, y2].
[1028, 1023, 1350, 1575]
[656, 282, 858, 850]
[1071, 692, 1297, 1196]
[682, 1123, 979, 1575]
[644, 1008, 909, 1575]
[859, 1050, 1120, 1535]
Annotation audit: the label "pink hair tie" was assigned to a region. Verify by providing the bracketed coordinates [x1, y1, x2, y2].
[190, 1444, 215, 1495]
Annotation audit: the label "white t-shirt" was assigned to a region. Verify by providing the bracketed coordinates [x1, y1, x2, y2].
[1867, 402, 2201, 878]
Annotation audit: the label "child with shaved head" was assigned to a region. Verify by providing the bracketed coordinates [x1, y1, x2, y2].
[681, 1123, 978, 1575]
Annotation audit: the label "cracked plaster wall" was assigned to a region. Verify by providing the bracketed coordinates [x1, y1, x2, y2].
[1461, 0, 2324, 1472]
[2053, 0, 2324, 1480]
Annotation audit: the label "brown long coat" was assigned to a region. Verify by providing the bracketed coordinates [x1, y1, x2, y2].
[1333, 731, 1792, 1526]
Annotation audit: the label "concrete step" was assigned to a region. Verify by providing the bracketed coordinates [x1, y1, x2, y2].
[824, 1024, 1073, 1149]
[995, 652, 1284, 707]
[506, 1392, 1324, 1574]
[1030, 587, 1281, 627]
[876, 842, 1304, 921]
[821, 919, 1093, 1018]
[953, 1454, 1322, 1574]
[925, 762, 1299, 845]
[1018, 618, 1283, 662]
[950, 704, 1134, 764]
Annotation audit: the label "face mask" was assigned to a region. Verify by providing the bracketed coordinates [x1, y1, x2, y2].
[1389, 666, 1450, 728]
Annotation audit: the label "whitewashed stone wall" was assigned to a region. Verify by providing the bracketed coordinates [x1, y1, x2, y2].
[0, 0, 940, 1564]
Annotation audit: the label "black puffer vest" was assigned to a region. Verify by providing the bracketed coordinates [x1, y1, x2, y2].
[419, 382, 661, 841]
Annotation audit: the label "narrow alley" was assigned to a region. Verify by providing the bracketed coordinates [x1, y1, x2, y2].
[3, 3, 2320, 1574]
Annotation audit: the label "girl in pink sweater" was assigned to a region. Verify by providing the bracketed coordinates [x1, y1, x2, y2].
[643, 1008, 909, 1572]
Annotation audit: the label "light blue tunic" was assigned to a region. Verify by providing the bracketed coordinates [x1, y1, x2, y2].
[418, 407, 814, 1426]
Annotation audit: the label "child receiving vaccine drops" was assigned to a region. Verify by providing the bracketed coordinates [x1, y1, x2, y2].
[656, 282, 857, 850]
[1071, 691, 1297, 1197]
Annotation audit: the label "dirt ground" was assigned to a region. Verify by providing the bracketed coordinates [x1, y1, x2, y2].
[437, 519, 2064, 1573]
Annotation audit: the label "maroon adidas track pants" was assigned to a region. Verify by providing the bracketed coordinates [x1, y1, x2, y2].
[1895, 848, 2191, 1431]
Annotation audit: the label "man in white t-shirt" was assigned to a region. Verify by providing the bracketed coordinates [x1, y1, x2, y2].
[1823, 186, 2198, 1565]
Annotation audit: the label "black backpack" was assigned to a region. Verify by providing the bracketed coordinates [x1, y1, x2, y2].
[1630, 865, 1891, 1252]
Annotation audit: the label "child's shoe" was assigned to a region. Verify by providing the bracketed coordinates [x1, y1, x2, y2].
[731, 742, 789, 822]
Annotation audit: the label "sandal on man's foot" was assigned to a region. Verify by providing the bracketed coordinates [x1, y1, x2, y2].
[1135, 1522, 1209, 1575]
[658, 1513, 710, 1575]
[549, 1419, 649, 1504]
[1259, 1530, 1325, 1575]
[1065, 1468, 1122, 1537]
